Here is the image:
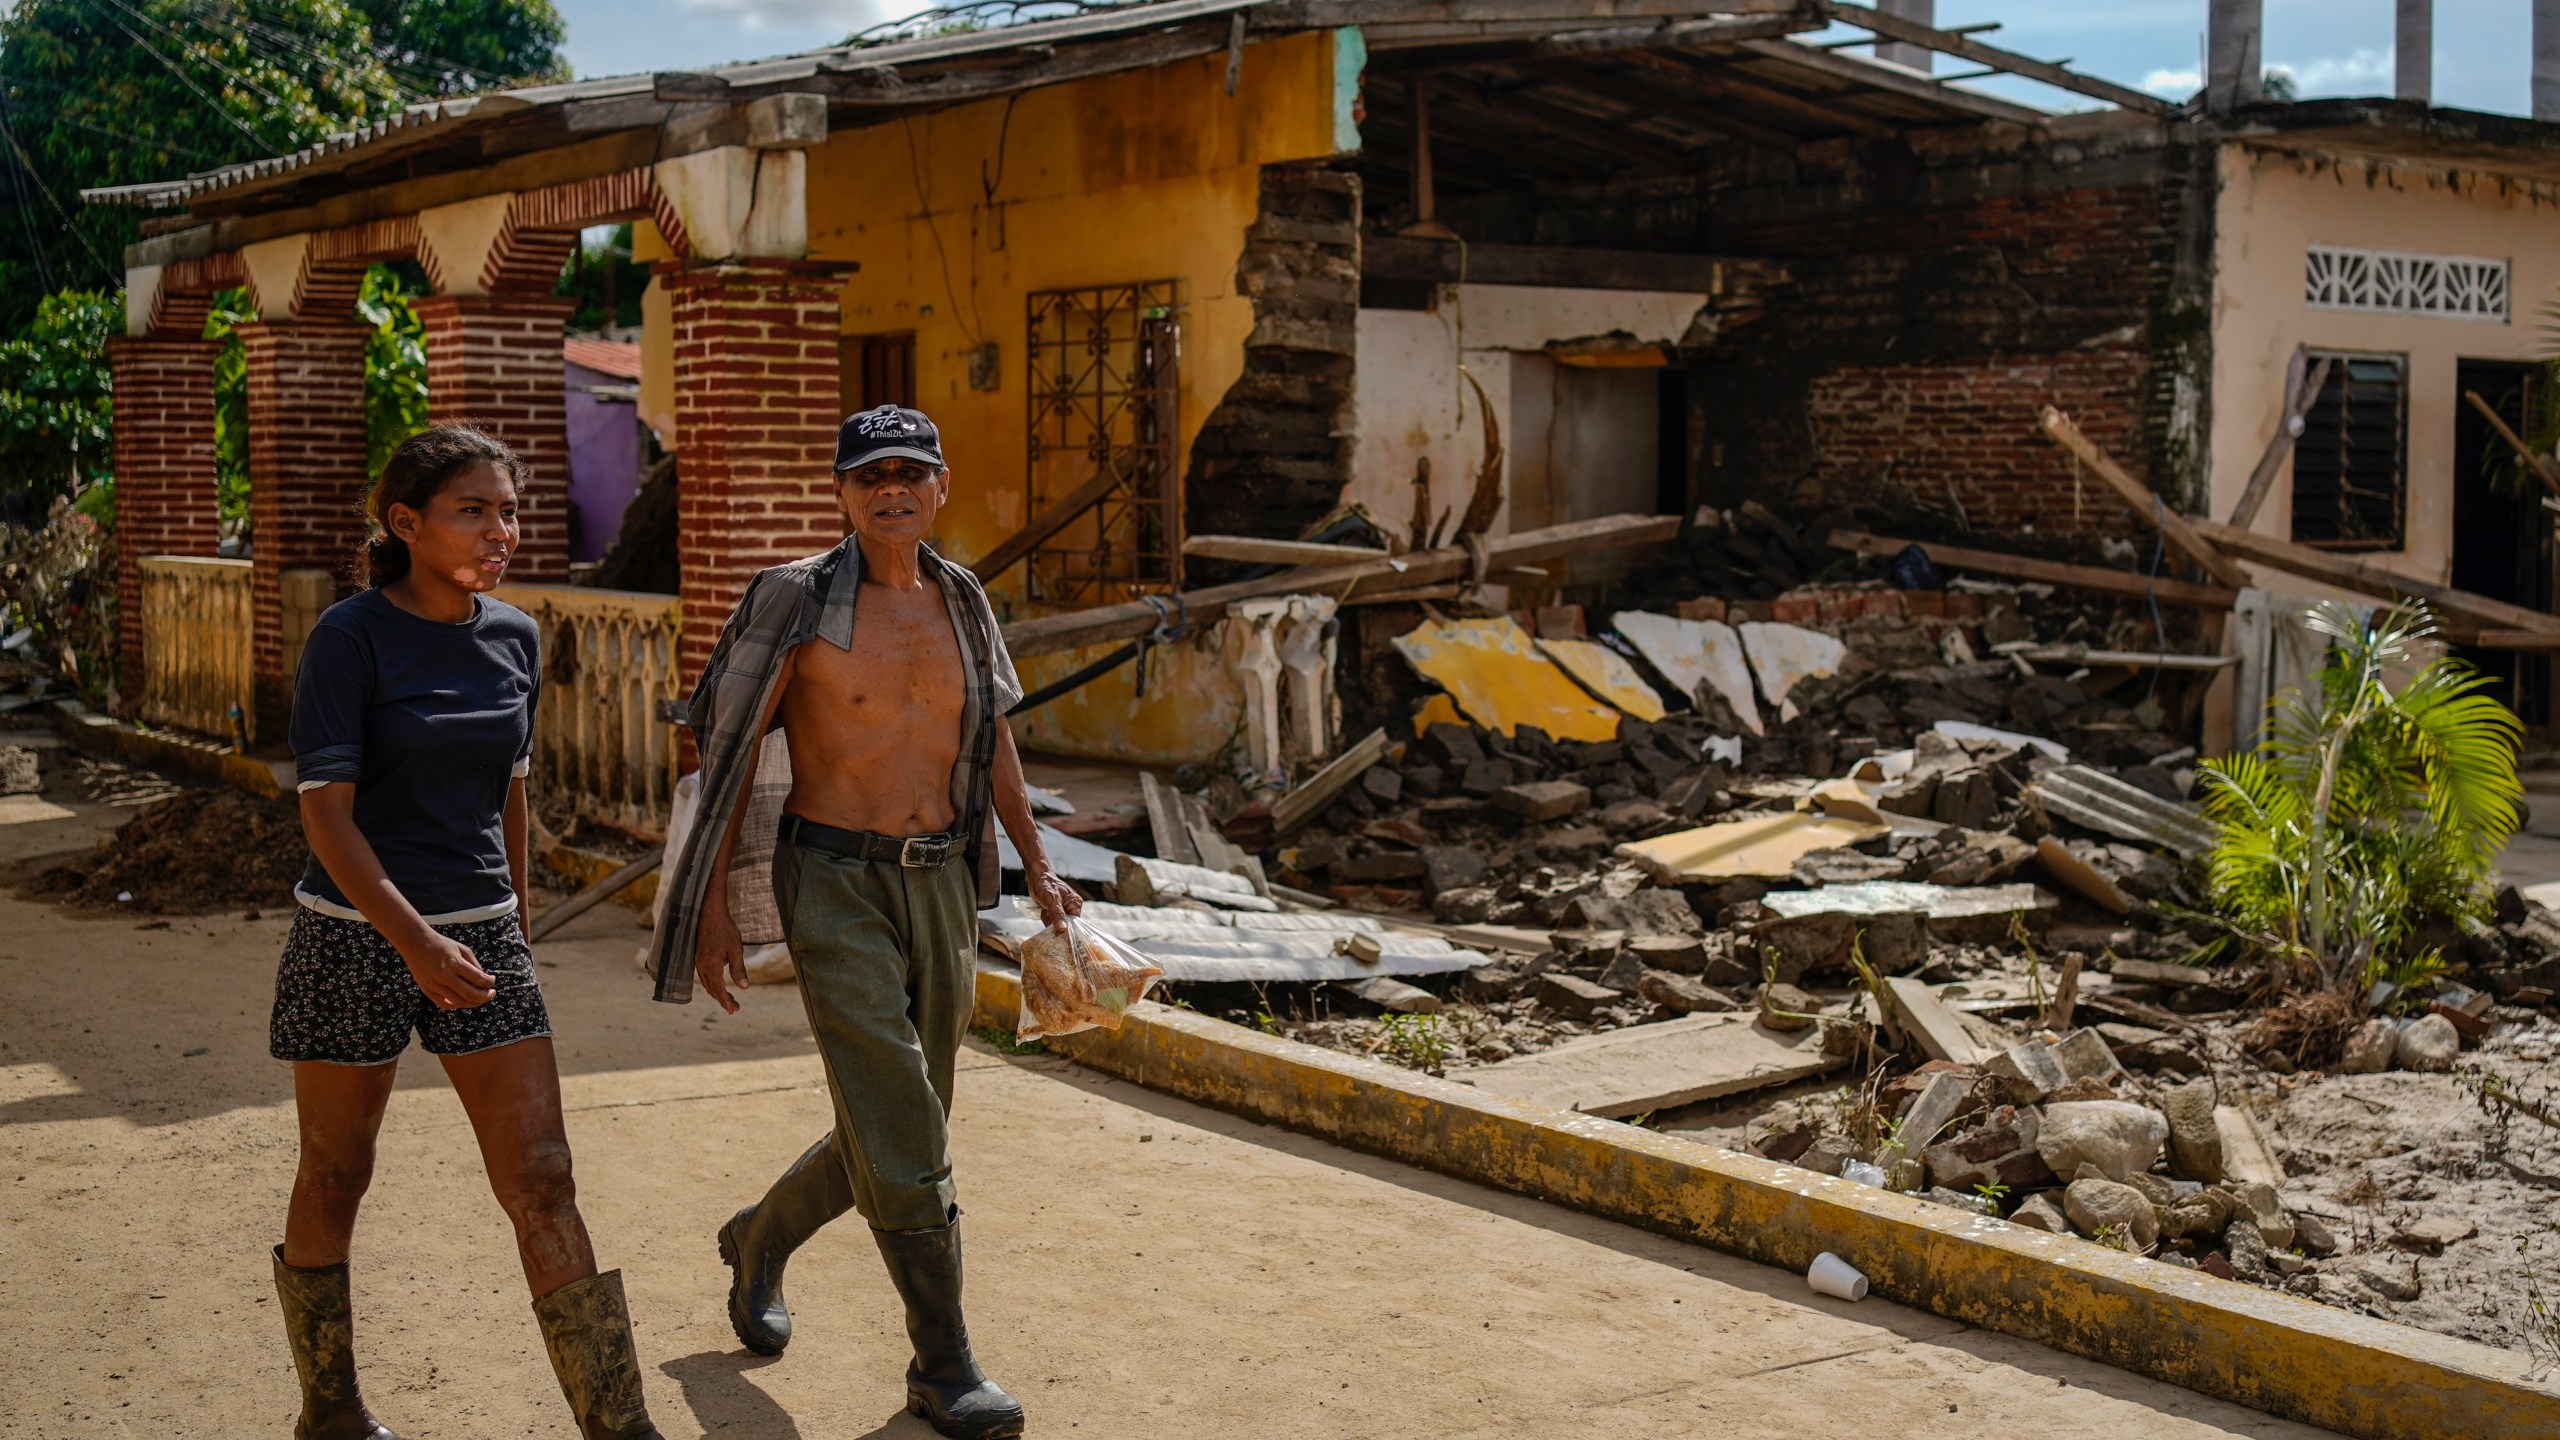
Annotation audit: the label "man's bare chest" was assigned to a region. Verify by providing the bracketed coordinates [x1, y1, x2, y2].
[794, 594, 966, 719]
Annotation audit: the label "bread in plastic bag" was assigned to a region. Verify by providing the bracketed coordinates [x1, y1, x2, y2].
[1015, 917, 1163, 1041]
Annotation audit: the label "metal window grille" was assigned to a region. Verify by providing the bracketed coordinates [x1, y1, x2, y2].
[2292, 352, 2407, 552]
[1025, 282, 1182, 604]
[2305, 245, 2508, 321]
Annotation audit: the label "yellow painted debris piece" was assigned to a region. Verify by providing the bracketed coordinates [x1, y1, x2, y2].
[1411, 692, 1466, 736]
[1535, 637, 1666, 723]
[1392, 618, 1622, 742]
[1620, 809, 1891, 883]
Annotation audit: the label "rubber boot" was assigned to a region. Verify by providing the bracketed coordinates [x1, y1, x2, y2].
[532, 1270, 666, 1440]
[271, 1246, 400, 1440]
[872, 1218, 1024, 1440]
[718, 1135, 855, 1355]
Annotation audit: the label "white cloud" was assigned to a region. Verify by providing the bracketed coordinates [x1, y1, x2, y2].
[2265, 47, 2394, 95]
[2142, 67, 2201, 98]
[678, 0, 901, 33]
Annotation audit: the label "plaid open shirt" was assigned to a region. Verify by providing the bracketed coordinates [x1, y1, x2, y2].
[646, 538, 1021, 1004]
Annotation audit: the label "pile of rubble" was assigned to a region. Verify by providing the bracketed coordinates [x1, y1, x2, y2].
[35, 787, 308, 913]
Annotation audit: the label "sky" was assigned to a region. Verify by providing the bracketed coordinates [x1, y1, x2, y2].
[549, 0, 2549, 117]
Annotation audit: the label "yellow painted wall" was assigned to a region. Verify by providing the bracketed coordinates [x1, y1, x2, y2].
[2209, 143, 2560, 592]
[804, 31, 1350, 763]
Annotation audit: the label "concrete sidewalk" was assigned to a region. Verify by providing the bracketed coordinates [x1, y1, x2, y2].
[0, 773, 2334, 1438]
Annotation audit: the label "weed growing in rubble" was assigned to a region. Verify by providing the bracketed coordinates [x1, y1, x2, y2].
[2518, 1224, 2560, 1375]
[1974, 1181, 2011, 1207]
[970, 1025, 1046, 1056]
[2197, 600, 2520, 995]
[1373, 1012, 1451, 1073]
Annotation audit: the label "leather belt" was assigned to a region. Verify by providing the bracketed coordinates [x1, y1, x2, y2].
[777, 814, 956, 868]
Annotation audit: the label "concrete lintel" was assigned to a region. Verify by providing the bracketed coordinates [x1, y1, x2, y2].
[653, 146, 806, 261]
[237, 234, 312, 322]
[415, 191, 518, 297]
[967, 963, 2560, 1440]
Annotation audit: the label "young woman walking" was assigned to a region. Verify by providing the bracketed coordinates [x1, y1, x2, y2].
[266, 425, 663, 1440]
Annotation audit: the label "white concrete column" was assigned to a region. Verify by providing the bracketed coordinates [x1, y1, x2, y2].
[2206, 0, 2263, 114]
[1875, 0, 1933, 74]
[2396, 0, 2432, 103]
[2538, 0, 2560, 121]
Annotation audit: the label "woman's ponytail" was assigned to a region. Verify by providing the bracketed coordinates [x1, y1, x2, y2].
[360, 425, 523, 588]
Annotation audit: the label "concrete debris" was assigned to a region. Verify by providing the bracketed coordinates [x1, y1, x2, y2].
[2160, 1080, 2224, 1183]
[2394, 1013, 2461, 1072]
[1535, 637, 1666, 723]
[2035, 1100, 2169, 1185]
[2065, 1175, 2159, 1250]
[1454, 1012, 1842, 1118]
[1393, 617, 1623, 743]
[1614, 611, 1762, 736]
[2026, 764, 2217, 858]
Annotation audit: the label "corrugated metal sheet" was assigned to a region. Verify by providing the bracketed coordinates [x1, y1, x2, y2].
[977, 898, 1487, 983]
[2028, 764, 2217, 858]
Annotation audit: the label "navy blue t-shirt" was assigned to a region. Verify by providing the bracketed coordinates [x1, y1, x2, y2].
[289, 588, 540, 922]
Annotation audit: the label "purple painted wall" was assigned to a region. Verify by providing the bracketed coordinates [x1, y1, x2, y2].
[564, 357, 642, 564]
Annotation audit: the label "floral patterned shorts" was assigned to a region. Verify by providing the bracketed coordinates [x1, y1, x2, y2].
[269, 908, 550, 1066]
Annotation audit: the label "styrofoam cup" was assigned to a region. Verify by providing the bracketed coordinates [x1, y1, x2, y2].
[1807, 1251, 1869, 1302]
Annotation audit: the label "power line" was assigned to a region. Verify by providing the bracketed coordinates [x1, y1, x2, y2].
[0, 100, 117, 281]
[0, 93, 62, 293]
[91, 0, 302, 117]
[91, 9, 278, 152]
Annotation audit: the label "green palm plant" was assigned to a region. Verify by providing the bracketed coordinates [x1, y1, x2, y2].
[2197, 600, 2522, 997]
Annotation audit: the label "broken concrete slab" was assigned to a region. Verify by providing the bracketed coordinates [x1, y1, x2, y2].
[1453, 1012, 1843, 1118]
[1738, 621, 1845, 722]
[1534, 973, 1621, 1018]
[1613, 611, 1762, 735]
[1535, 637, 1666, 723]
[1923, 1108, 2052, 1193]
[1113, 853, 1277, 911]
[1897, 1070, 1977, 1156]
[1759, 881, 2057, 945]
[1980, 1029, 2123, 1102]
[1337, 977, 1442, 1014]
[1392, 617, 1622, 743]
[1882, 977, 1995, 1065]
[1638, 972, 1736, 1013]
[1617, 810, 1891, 885]
[1492, 779, 1591, 822]
[2214, 1105, 2286, 1188]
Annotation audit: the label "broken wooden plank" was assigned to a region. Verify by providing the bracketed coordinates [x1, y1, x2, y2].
[2464, 629, 2560, 652]
[1270, 727, 1389, 838]
[2193, 520, 2560, 636]
[1828, 529, 2239, 611]
[970, 466, 1124, 582]
[1002, 513, 1680, 659]
[2110, 957, 2218, 989]
[1882, 976, 1994, 1066]
[2214, 1105, 2286, 1188]
[1182, 534, 1391, 567]
[1139, 770, 1201, 866]
[2038, 408, 2253, 589]
[1825, 2, 2174, 115]
[1452, 1012, 1841, 1118]
[2227, 353, 2334, 530]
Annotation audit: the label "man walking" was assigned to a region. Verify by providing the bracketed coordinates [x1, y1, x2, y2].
[648, 403, 1079, 1440]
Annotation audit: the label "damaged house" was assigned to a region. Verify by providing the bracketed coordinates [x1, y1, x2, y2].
[84, 0, 2560, 826]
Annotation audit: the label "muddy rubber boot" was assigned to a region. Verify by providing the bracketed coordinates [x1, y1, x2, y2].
[532, 1270, 666, 1440]
[270, 1246, 401, 1440]
[718, 1135, 855, 1355]
[872, 1218, 1024, 1440]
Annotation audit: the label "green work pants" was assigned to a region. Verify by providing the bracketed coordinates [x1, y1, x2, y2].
[766, 834, 979, 1232]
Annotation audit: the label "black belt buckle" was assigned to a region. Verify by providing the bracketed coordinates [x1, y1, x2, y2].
[899, 834, 952, 868]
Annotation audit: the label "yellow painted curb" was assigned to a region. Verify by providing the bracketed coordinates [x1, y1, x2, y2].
[50, 700, 287, 799]
[972, 964, 2560, 1440]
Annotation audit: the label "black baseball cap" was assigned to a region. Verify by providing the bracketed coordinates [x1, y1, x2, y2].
[834, 404, 945, 473]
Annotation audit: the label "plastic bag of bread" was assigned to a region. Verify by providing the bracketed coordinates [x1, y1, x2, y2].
[1015, 918, 1163, 1042]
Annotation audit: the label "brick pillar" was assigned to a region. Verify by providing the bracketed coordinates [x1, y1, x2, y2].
[238, 322, 368, 740]
[105, 336, 223, 707]
[663, 260, 848, 685]
[415, 295, 576, 580]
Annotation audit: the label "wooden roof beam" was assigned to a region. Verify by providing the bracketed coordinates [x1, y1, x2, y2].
[1820, 2, 2174, 116]
[1628, 49, 1898, 138]
[1734, 36, 2048, 125]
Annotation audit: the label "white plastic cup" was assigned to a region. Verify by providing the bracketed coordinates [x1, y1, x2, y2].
[1840, 1159, 1888, 1188]
[1807, 1251, 1869, 1302]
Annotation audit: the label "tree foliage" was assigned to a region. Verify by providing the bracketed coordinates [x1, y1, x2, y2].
[2197, 601, 2522, 998]
[0, 289, 114, 500]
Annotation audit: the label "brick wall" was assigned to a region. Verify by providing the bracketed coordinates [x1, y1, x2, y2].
[105, 337, 223, 704]
[415, 295, 577, 580]
[661, 260, 848, 683]
[1183, 161, 1362, 574]
[238, 321, 369, 737]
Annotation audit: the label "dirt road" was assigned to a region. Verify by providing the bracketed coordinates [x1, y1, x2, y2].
[0, 786, 2338, 1439]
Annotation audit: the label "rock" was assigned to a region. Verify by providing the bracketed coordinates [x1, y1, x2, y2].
[1921, 1187, 1997, 1216]
[2225, 1218, 2270, 1280]
[2340, 1018, 2398, 1074]
[1983, 1029, 2121, 1104]
[1789, 848, 1906, 888]
[2160, 1189, 2234, 1241]
[1637, 972, 1735, 1013]
[2035, 1101, 2168, 1184]
[2293, 1211, 2339, 1258]
[1625, 933, 1707, 973]
[1421, 723, 1486, 769]
[1534, 973, 1621, 1018]
[1758, 982, 1822, 1032]
[2160, 1081, 2224, 1183]
[2356, 1256, 2422, 1302]
[2266, 1250, 2312, 1277]
[1492, 780, 1591, 822]
[1358, 817, 1435, 848]
[2390, 1216, 2477, 1255]
[1532, 826, 1612, 862]
[1597, 798, 1669, 836]
[1421, 846, 1488, 896]
[1563, 889, 1704, 937]
[1432, 885, 1499, 924]
[1923, 1108, 2053, 1193]
[2121, 1171, 2177, 1209]
[1855, 911, 1928, 973]
[2394, 1013, 2460, 1071]
[1459, 758, 1516, 797]
[1594, 950, 1647, 995]
[2008, 1193, 2073, 1234]
[1797, 1136, 1857, 1179]
[2196, 1250, 2236, 1280]
[0, 746, 37, 796]
[1337, 851, 1427, 883]
[1361, 768, 1404, 805]
[2230, 1181, 2294, 1251]
[2064, 1177, 2158, 1250]
[1400, 761, 1445, 799]
[1421, 795, 1487, 826]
